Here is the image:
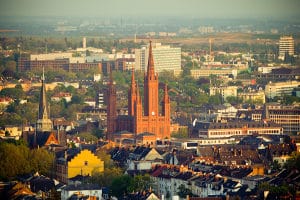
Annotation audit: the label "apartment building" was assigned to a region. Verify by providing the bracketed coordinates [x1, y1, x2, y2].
[135, 43, 181, 73]
[190, 120, 283, 138]
[265, 81, 300, 99]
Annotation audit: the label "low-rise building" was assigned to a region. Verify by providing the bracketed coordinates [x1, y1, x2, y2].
[238, 90, 266, 104]
[55, 149, 104, 184]
[51, 92, 72, 103]
[237, 104, 300, 135]
[265, 81, 300, 99]
[190, 120, 282, 138]
[210, 86, 238, 101]
[61, 184, 102, 200]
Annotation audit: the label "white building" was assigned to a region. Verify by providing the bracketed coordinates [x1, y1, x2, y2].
[60, 184, 102, 200]
[209, 86, 238, 101]
[265, 81, 300, 99]
[135, 43, 181, 73]
[278, 36, 295, 60]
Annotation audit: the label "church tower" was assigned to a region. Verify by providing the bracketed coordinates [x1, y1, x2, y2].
[36, 69, 53, 132]
[144, 41, 159, 117]
[110, 41, 171, 141]
[128, 68, 137, 116]
[106, 72, 117, 140]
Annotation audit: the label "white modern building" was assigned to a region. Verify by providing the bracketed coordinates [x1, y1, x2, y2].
[135, 43, 181, 73]
[265, 81, 300, 99]
[278, 36, 295, 60]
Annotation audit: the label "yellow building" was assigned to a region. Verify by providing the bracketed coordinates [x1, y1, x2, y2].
[56, 149, 104, 184]
[238, 90, 266, 104]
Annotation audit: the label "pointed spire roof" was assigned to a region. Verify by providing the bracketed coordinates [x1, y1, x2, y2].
[136, 81, 141, 102]
[163, 84, 169, 103]
[38, 69, 49, 120]
[131, 67, 136, 85]
[147, 41, 155, 75]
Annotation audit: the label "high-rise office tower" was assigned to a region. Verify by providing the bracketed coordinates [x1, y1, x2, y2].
[135, 43, 181, 73]
[278, 36, 294, 60]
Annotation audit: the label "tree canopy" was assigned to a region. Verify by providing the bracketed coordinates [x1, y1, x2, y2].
[0, 141, 54, 181]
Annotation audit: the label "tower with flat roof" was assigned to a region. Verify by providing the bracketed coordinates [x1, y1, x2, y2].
[278, 36, 294, 60]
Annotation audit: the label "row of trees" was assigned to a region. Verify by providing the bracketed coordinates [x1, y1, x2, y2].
[0, 140, 54, 181]
[0, 36, 143, 54]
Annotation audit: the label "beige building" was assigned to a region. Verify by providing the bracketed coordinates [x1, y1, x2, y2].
[190, 69, 237, 79]
[265, 81, 300, 99]
[210, 86, 238, 101]
[191, 121, 283, 139]
[238, 90, 266, 104]
[278, 36, 294, 60]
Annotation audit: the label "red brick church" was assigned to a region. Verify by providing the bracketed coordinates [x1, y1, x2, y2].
[107, 41, 171, 142]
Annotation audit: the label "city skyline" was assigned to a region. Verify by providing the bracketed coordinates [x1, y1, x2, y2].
[0, 0, 300, 21]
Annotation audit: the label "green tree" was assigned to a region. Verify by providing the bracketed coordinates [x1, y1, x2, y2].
[71, 94, 84, 104]
[77, 132, 98, 143]
[0, 141, 54, 181]
[90, 167, 123, 188]
[177, 184, 193, 198]
[284, 152, 300, 171]
[96, 149, 114, 168]
[111, 175, 133, 198]
[208, 94, 223, 105]
[226, 96, 243, 104]
[30, 148, 55, 176]
[0, 86, 25, 99]
[0, 112, 23, 127]
[171, 127, 189, 139]
[128, 174, 152, 193]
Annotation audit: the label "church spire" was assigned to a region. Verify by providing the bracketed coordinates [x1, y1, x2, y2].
[128, 67, 137, 116]
[144, 41, 159, 116]
[163, 84, 170, 103]
[147, 41, 155, 77]
[37, 68, 53, 132]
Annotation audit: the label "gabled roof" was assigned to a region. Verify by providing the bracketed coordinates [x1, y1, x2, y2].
[30, 175, 55, 193]
[36, 132, 59, 147]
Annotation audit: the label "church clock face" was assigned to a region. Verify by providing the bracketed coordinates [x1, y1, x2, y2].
[152, 111, 155, 116]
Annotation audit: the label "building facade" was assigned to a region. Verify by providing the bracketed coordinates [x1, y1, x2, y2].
[56, 149, 104, 184]
[190, 121, 283, 138]
[107, 42, 171, 141]
[278, 36, 295, 60]
[210, 86, 238, 101]
[135, 43, 181, 73]
[265, 81, 300, 99]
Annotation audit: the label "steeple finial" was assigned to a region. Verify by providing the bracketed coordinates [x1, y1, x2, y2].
[147, 41, 155, 74]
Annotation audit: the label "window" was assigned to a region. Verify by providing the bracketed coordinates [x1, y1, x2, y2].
[84, 161, 88, 166]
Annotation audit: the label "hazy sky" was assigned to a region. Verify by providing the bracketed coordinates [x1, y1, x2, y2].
[0, 0, 300, 20]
